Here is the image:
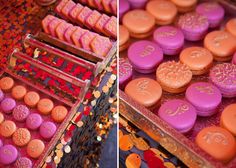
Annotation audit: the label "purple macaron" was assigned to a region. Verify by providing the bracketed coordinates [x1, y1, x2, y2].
[127, 0, 147, 9]
[26, 113, 43, 130]
[14, 157, 33, 168]
[1, 98, 16, 114]
[119, 0, 130, 21]
[186, 82, 222, 116]
[158, 99, 197, 133]
[119, 58, 133, 90]
[0, 89, 4, 102]
[210, 63, 236, 98]
[128, 40, 163, 73]
[196, 2, 224, 28]
[0, 145, 18, 165]
[231, 52, 236, 64]
[177, 12, 209, 41]
[153, 26, 184, 55]
[40, 121, 56, 139]
[13, 105, 30, 122]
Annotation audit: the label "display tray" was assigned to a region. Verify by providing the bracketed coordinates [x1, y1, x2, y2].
[0, 51, 88, 167]
[119, 2, 236, 168]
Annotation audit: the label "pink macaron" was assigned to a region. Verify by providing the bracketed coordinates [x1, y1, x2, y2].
[119, 58, 133, 90]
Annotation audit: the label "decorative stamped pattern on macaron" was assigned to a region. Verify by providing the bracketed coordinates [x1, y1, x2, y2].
[139, 45, 155, 57]
[213, 33, 229, 47]
[165, 103, 189, 116]
[203, 131, 228, 145]
[195, 85, 214, 94]
[136, 79, 151, 96]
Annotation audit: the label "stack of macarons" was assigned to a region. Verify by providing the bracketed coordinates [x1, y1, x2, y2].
[42, 15, 113, 57]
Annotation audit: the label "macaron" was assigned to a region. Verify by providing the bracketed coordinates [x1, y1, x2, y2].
[0, 77, 14, 92]
[1, 98, 16, 114]
[24, 91, 40, 108]
[171, 0, 197, 13]
[0, 145, 18, 165]
[119, 58, 133, 90]
[122, 10, 155, 38]
[11, 85, 27, 100]
[196, 126, 236, 162]
[0, 139, 2, 147]
[13, 105, 30, 122]
[119, 25, 130, 52]
[185, 82, 222, 116]
[26, 113, 43, 130]
[153, 26, 184, 55]
[232, 52, 236, 64]
[119, 0, 130, 21]
[12, 128, 31, 147]
[39, 121, 57, 139]
[220, 104, 236, 136]
[127, 0, 147, 9]
[204, 30, 236, 61]
[125, 78, 162, 109]
[0, 112, 4, 124]
[156, 61, 192, 93]
[210, 63, 236, 97]
[0, 89, 4, 102]
[37, 98, 54, 115]
[51, 105, 68, 123]
[146, 0, 177, 25]
[27, 139, 45, 159]
[128, 40, 163, 73]
[226, 18, 236, 37]
[14, 157, 33, 168]
[196, 2, 225, 28]
[177, 12, 209, 41]
[158, 99, 197, 133]
[179, 47, 213, 75]
[0, 120, 17, 138]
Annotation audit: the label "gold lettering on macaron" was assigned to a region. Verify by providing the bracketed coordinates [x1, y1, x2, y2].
[136, 80, 151, 96]
[195, 86, 214, 94]
[203, 132, 228, 145]
[140, 45, 155, 57]
[158, 30, 177, 38]
[165, 104, 189, 116]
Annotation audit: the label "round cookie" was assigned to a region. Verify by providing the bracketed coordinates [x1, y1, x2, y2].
[37, 98, 54, 115]
[14, 157, 33, 168]
[0, 89, 4, 102]
[13, 105, 30, 122]
[27, 139, 45, 159]
[204, 30, 236, 61]
[24, 91, 40, 107]
[26, 113, 43, 130]
[196, 126, 236, 162]
[226, 18, 236, 37]
[0, 145, 18, 165]
[1, 98, 16, 114]
[0, 77, 14, 92]
[180, 47, 213, 75]
[12, 128, 31, 147]
[119, 25, 130, 52]
[122, 10, 155, 38]
[51, 105, 68, 123]
[12, 85, 27, 100]
[39, 121, 56, 139]
[156, 61, 192, 93]
[0, 120, 17, 138]
[221, 104, 236, 136]
[0, 112, 4, 124]
[171, 0, 197, 13]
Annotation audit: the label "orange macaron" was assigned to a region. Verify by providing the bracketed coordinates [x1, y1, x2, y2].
[122, 10, 155, 38]
[27, 139, 45, 159]
[37, 98, 54, 115]
[220, 104, 236, 136]
[146, 0, 177, 25]
[171, 0, 197, 13]
[0, 120, 17, 138]
[24, 91, 40, 108]
[0, 112, 4, 124]
[51, 105, 68, 123]
[0, 77, 14, 92]
[180, 47, 213, 75]
[196, 126, 236, 163]
[226, 18, 236, 37]
[12, 128, 31, 147]
[119, 25, 130, 52]
[204, 30, 236, 61]
[12, 85, 27, 100]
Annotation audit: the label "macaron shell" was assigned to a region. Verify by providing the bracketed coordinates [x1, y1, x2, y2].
[37, 98, 54, 115]
[196, 126, 236, 162]
[12, 128, 31, 147]
[11, 85, 27, 100]
[13, 105, 30, 122]
[26, 113, 43, 130]
[0, 145, 18, 165]
[27, 139, 45, 159]
[14, 157, 33, 168]
[125, 78, 162, 108]
[24, 91, 40, 107]
[171, 0, 197, 12]
[1, 98, 16, 114]
[39, 121, 56, 139]
[221, 104, 236, 136]
[226, 18, 236, 37]
[0, 77, 14, 91]
[119, 25, 129, 47]
[51, 105, 68, 123]
[0, 120, 17, 138]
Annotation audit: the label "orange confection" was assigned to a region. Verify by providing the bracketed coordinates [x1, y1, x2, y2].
[64, 26, 77, 44]
[170, 0, 197, 13]
[119, 25, 130, 52]
[55, 0, 69, 14]
[0, 77, 14, 92]
[51, 105, 68, 123]
[55, 22, 72, 41]
[94, 14, 110, 36]
[12, 128, 31, 147]
[48, 18, 64, 37]
[27, 139, 45, 159]
[0, 120, 17, 138]
[88, 0, 96, 8]
[146, 0, 177, 25]
[71, 27, 88, 48]
[102, 0, 112, 13]
[156, 61, 192, 93]
[226, 18, 236, 37]
[61, 0, 76, 18]
[196, 126, 236, 162]
[119, 135, 134, 151]
[42, 15, 56, 34]
[122, 10, 155, 38]
[69, 4, 83, 24]
[125, 78, 162, 109]
[125, 153, 142, 168]
[37, 98, 54, 115]
[90, 36, 112, 57]
[180, 47, 213, 75]
[79, 32, 97, 51]
[0, 112, 4, 124]
[85, 10, 102, 29]
[204, 30, 236, 61]
[77, 7, 92, 25]
[104, 16, 117, 38]
[11, 85, 27, 100]
[24, 91, 40, 108]
[220, 104, 236, 136]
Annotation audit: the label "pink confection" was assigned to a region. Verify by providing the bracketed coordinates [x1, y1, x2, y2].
[42, 15, 56, 34]
[48, 18, 64, 37]
[13, 105, 30, 122]
[55, 0, 69, 14]
[39, 121, 57, 139]
[26, 113, 43, 130]
[64, 26, 77, 44]
[69, 3, 83, 24]
[1, 98, 16, 114]
[56, 22, 73, 41]
[61, 0, 76, 18]
[231, 52, 236, 64]
[119, 58, 133, 90]
[0, 145, 18, 165]
[71, 27, 88, 47]
[80, 32, 97, 51]
[14, 157, 32, 168]
[77, 7, 92, 25]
